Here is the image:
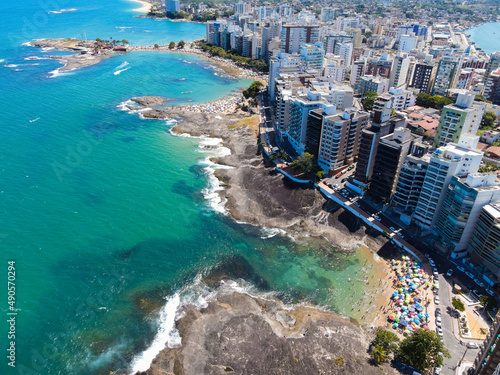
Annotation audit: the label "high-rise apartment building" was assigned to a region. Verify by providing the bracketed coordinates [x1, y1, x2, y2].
[317, 108, 369, 173]
[300, 43, 325, 71]
[369, 128, 419, 203]
[413, 144, 483, 231]
[410, 63, 436, 94]
[320, 8, 335, 23]
[390, 52, 410, 88]
[431, 55, 462, 96]
[433, 91, 485, 148]
[280, 25, 320, 54]
[165, 0, 180, 12]
[484, 68, 500, 105]
[435, 173, 500, 256]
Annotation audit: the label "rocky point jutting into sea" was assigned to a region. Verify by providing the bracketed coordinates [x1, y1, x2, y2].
[123, 95, 398, 375]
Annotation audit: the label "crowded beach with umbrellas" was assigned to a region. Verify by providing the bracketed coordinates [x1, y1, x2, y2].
[387, 255, 435, 335]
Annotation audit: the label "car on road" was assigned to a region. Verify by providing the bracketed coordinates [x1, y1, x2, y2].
[435, 296, 440, 305]
[435, 307, 441, 317]
[436, 316, 442, 327]
[375, 216, 381, 221]
[457, 266, 465, 272]
[425, 254, 431, 259]
[348, 165, 355, 171]
[467, 342, 479, 349]
[429, 259, 435, 266]
[433, 269, 438, 277]
[487, 289, 495, 296]
[397, 232, 404, 238]
[434, 365, 442, 375]
[353, 201, 360, 207]
[436, 327, 443, 338]
[335, 172, 342, 178]
[466, 271, 475, 279]
[341, 178, 347, 183]
[389, 227, 395, 231]
[446, 269, 453, 277]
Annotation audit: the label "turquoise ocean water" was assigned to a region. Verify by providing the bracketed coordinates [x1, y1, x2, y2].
[466, 22, 500, 54]
[0, 1, 384, 374]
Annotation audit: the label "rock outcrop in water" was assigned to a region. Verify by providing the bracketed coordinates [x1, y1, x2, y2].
[135, 286, 398, 375]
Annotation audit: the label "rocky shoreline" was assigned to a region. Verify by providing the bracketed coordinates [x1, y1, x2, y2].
[122, 96, 397, 375]
[135, 285, 398, 375]
[27, 38, 115, 72]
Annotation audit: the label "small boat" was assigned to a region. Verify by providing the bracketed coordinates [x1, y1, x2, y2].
[29, 117, 40, 123]
[181, 91, 192, 94]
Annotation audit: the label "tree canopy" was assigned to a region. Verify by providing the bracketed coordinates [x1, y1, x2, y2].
[290, 152, 314, 173]
[243, 81, 263, 99]
[361, 91, 378, 111]
[396, 329, 450, 371]
[371, 328, 400, 354]
[452, 297, 465, 312]
[481, 111, 497, 129]
[416, 93, 453, 109]
[168, 41, 176, 49]
[178, 40, 185, 49]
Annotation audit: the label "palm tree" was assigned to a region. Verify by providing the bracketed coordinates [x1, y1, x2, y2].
[371, 345, 387, 364]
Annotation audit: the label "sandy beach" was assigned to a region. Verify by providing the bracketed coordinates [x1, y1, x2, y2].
[128, 0, 151, 13]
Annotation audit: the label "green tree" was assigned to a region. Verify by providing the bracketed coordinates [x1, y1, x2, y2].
[396, 330, 450, 371]
[290, 152, 314, 173]
[478, 161, 499, 173]
[479, 295, 497, 309]
[154, 43, 159, 49]
[168, 41, 176, 49]
[121, 39, 129, 46]
[482, 111, 497, 129]
[371, 345, 388, 364]
[365, 31, 373, 38]
[371, 328, 400, 355]
[178, 40, 185, 49]
[361, 91, 378, 111]
[242, 81, 263, 99]
[452, 297, 465, 312]
[277, 150, 288, 160]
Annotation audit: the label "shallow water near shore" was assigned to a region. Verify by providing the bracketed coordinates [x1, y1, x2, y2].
[1, 0, 387, 374]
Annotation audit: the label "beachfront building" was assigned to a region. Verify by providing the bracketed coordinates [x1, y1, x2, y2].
[305, 104, 337, 158]
[434, 173, 500, 257]
[410, 62, 437, 94]
[469, 202, 500, 284]
[280, 25, 320, 54]
[317, 108, 369, 174]
[431, 55, 462, 96]
[433, 91, 485, 148]
[233, 0, 252, 16]
[368, 128, 420, 203]
[287, 91, 325, 154]
[165, 0, 180, 13]
[268, 52, 306, 100]
[472, 308, 500, 375]
[392, 145, 432, 223]
[412, 143, 483, 232]
[484, 68, 500, 105]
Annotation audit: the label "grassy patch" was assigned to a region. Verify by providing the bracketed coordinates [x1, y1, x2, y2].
[228, 115, 260, 135]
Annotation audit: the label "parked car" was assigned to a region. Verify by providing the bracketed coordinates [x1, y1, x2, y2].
[467, 342, 479, 349]
[389, 227, 395, 231]
[434, 365, 442, 375]
[435, 296, 440, 305]
[354, 202, 360, 207]
[397, 232, 404, 238]
[375, 216, 381, 221]
[436, 316, 442, 326]
[341, 178, 347, 183]
[425, 254, 431, 259]
[457, 266, 465, 272]
[348, 165, 355, 171]
[429, 259, 435, 266]
[474, 279, 485, 288]
[435, 307, 441, 317]
[466, 272, 475, 279]
[433, 269, 438, 277]
[437, 327, 443, 337]
[446, 269, 453, 277]
[486, 289, 495, 296]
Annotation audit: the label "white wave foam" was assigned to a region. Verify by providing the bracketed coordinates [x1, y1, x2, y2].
[4, 64, 18, 68]
[49, 68, 60, 78]
[129, 293, 181, 374]
[24, 56, 47, 60]
[41, 47, 54, 52]
[116, 26, 133, 29]
[259, 227, 287, 239]
[115, 61, 129, 71]
[114, 67, 130, 75]
[0, 59, 4, 63]
[21, 42, 31, 46]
